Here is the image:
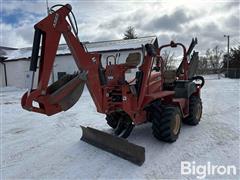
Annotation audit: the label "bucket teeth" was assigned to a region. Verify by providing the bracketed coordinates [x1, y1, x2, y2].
[80, 126, 145, 166]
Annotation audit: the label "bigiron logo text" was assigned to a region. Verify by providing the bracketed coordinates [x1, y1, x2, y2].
[181, 161, 237, 179]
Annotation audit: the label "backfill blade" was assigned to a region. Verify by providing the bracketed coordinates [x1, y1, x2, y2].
[80, 126, 145, 166]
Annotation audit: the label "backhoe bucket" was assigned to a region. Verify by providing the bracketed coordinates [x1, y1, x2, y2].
[47, 72, 86, 111]
[80, 126, 145, 166]
[22, 71, 86, 115]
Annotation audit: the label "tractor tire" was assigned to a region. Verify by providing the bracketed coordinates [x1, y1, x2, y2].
[105, 112, 120, 129]
[152, 106, 182, 143]
[183, 96, 202, 125]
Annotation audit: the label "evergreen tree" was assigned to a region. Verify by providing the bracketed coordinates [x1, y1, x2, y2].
[123, 26, 137, 39]
[223, 46, 240, 69]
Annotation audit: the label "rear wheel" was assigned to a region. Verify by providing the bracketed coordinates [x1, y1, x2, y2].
[152, 106, 182, 143]
[183, 96, 202, 125]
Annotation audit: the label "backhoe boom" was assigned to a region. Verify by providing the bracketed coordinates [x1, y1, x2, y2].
[22, 4, 103, 115]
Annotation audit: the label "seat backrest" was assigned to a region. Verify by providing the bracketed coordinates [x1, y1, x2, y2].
[125, 52, 141, 67]
[163, 70, 176, 83]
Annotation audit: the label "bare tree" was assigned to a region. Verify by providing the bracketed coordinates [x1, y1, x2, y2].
[161, 50, 175, 70]
[198, 46, 223, 75]
[123, 26, 137, 39]
[198, 56, 208, 74]
[209, 45, 223, 71]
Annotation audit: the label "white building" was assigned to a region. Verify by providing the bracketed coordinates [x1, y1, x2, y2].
[0, 36, 157, 88]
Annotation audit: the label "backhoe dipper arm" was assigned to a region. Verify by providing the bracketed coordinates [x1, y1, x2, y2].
[21, 4, 103, 115]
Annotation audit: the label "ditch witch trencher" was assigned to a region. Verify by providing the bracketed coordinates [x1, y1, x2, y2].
[21, 4, 204, 166]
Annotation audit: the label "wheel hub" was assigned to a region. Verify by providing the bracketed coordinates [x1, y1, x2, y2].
[196, 103, 202, 120]
[173, 114, 181, 135]
[114, 114, 134, 138]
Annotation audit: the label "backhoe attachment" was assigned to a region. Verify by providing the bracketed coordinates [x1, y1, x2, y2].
[21, 4, 89, 115]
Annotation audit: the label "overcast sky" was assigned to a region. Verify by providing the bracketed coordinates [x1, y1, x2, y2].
[1, 0, 239, 54]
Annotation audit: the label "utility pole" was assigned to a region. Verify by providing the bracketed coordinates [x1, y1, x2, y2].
[224, 35, 230, 76]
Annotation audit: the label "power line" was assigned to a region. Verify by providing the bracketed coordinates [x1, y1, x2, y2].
[235, 40, 240, 44]
[231, 39, 240, 45]
[230, 40, 240, 49]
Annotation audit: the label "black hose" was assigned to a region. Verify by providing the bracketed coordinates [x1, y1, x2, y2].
[50, 4, 78, 36]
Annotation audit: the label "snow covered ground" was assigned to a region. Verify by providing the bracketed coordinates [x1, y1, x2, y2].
[1, 75, 239, 179]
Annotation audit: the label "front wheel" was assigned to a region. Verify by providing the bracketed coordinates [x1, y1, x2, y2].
[105, 112, 120, 129]
[152, 106, 182, 143]
[183, 96, 202, 125]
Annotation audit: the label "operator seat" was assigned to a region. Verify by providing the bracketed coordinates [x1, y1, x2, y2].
[163, 70, 177, 90]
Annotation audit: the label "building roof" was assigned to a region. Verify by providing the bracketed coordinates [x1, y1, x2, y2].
[0, 46, 18, 57]
[1, 36, 158, 61]
[85, 36, 158, 52]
